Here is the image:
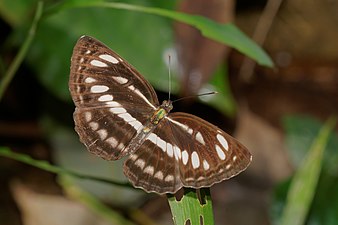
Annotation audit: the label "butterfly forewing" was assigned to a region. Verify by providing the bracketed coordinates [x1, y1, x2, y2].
[69, 36, 159, 160]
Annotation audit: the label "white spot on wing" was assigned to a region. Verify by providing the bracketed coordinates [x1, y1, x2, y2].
[195, 132, 205, 145]
[191, 151, 200, 169]
[164, 175, 174, 182]
[146, 133, 168, 152]
[182, 150, 189, 165]
[78, 95, 84, 103]
[203, 160, 210, 170]
[134, 89, 145, 98]
[173, 146, 181, 161]
[135, 159, 145, 169]
[129, 154, 138, 161]
[144, 165, 154, 175]
[113, 76, 128, 84]
[129, 120, 142, 130]
[118, 142, 125, 150]
[167, 143, 174, 157]
[165, 143, 172, 154]
[106, 101, 121, 107]
[217, 134, 229, 151]
[127, 85, 156, 109]
[90, 59, 108, 67]
[76, 85, 81, 93]
[157, 137, 167, 152]
[167, 118, 193, 135]
[84, 112, 92, 122]
[98, 94, 113, 102]
[215, 144, 226, 160]
[147, 133, 157, 144]
[185, 177, 194, 182]
[197, 176, 205, 181]
[97, 129, 108, 140]
[85, 77, 96, 83]
[99, 54, 119, 64]
[106, 137, 118, 148]
[89, 122, 99, 131]
[118, 113, 135, 122]
[91, 85, 109, 93]
[85, 50, 91, 54]
[187, 128, 193, 135]
[154, 171, 164, 180]
[109, 107, 126, 114]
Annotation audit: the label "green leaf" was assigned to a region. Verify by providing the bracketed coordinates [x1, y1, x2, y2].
[279, 117, 336, 225]
[0, 0, 38, 26]
[47, 1, 273, 67]
[5, 0, 271, 117]
[27, 0, 272, 101]
[0, 146, 132, 189]
[283, 115, 338, 173]
[4, 0, 271, 117]
[26, 0, 173, 101]
[168, 188, 214, 225]
[207, 64, 236, 116]
[272, 116, 338, 225]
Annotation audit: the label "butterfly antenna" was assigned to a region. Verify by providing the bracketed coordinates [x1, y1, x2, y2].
[172, 91, 218, 103]
[168, 55, 172, 101]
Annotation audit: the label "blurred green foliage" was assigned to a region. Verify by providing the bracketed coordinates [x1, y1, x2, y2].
[271, 116, 338, 225]
[1, 0, 272, 115]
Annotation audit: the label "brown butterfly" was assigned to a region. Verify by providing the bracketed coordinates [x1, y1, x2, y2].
[69, 36, 252, 194]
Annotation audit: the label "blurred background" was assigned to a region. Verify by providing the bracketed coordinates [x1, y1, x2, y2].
[0, 0, 337, 225]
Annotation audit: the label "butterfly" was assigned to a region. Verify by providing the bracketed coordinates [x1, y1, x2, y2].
[69, 35, 252, 194]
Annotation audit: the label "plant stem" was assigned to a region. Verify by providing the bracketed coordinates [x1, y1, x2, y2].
[0, 1, 44, 100]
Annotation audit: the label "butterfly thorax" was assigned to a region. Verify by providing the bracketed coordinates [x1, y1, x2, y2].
[122, 100, 173, 156]
[150, 100, 173, 125]
[142, 100, 172, 133]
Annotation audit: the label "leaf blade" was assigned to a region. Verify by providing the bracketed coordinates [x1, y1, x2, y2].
[46, 1, 273, 67]
[280, 117, 336, 225]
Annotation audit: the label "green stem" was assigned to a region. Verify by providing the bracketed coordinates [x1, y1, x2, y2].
[167, 188, 214, 225]
[0, 1, 44, 100]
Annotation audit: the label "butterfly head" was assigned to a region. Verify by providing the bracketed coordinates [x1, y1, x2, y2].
[161, 100, 173, 113]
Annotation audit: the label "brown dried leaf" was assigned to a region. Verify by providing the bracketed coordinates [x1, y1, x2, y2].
[175, 0, 234, 96]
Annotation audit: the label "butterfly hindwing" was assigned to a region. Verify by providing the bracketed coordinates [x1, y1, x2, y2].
[124, 127, 182, 193]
